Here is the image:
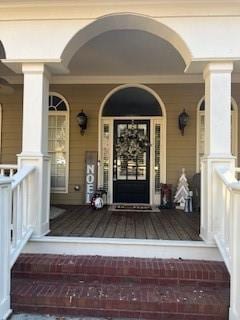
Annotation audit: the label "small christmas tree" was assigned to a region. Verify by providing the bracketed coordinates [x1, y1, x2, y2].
[174, 168, 190, 210]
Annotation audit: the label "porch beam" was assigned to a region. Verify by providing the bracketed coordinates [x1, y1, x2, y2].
[18, 63, 51, 237]
[201, 62, 235, 244]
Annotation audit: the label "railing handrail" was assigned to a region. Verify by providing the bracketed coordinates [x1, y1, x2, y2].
[11, 165, 35, 190]
[215, 167, 240, 192]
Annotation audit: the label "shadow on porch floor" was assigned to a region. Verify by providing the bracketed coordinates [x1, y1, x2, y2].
[47, 205, 201, 241]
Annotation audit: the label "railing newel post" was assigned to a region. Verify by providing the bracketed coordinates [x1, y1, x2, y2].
[0, 177, 13, 319]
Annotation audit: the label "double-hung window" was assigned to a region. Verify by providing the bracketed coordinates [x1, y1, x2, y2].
[48, 93, 69, 193]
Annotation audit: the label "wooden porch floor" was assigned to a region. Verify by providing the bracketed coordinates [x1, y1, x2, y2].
[48, 205, 201, 241]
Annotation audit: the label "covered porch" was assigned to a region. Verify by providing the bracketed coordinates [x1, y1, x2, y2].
[48, 206, 201, 241]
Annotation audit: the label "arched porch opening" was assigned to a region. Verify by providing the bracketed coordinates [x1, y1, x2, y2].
[61, 13, 192, 68]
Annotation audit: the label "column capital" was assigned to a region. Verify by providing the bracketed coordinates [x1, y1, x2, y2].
[203, 62, 233, 80]
[22, 63, 51, 79]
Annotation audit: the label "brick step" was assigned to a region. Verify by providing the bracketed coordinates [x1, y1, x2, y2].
[12, 254, 230, 287]
[11, 278, 229, 320]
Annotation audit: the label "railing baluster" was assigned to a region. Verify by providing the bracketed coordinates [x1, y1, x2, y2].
[17, 184, 23, 242]
[12, 189, 18, 250]
[0, 165, 18, 177]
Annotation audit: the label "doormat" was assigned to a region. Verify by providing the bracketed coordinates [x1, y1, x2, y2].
[109, 204, 160, 213]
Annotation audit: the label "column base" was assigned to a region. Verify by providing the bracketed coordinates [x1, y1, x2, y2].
[17, 153, 51, 237]
[229, 307, 239, 320]
[200, 155, 235, 244]
[0, 298, 12, 320]
[200, 227, 215, 245]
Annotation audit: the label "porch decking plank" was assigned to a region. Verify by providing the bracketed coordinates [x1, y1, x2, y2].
[93, 211, 112, 238]
[48, 206, 201, 241]
[167, 212, 192, 241]
[155, 213, 180, 240]
[103, 213, 119, 238]
[135, 214, 147, 239]
[69, 208, 99, 236]
[114, 214, 127, 238]
[49, 206, 86, 235]
[149, 213, 170, 240]
[171, 211, 200, 241]
[125, 214, 136, 238]
[143, 214, 159, 239]
[50, 206, 79, 231]
[81, 210, 106, 237]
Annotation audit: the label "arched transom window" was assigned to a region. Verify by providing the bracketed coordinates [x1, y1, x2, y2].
[196, 98, 238, 172]
[48, 93, 69, 193]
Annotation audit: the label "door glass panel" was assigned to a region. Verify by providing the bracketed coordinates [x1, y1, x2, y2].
[154, 124, 161, 193]
[127, 159, 137, 180]
[103, 123, 110, 191]
[117, 156, 127, 180]
[114, 121, 148, 181]
[137, 167, 146, 180]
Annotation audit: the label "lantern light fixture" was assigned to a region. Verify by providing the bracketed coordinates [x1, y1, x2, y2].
[178, 109, 189, 136]
[76, 110, 88, 135]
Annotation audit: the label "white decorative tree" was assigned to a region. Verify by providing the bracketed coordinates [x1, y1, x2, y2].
[174, 168, 190, 210]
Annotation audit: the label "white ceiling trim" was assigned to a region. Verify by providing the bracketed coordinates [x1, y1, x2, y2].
[52, 75, 204, 84]
[4, 74, 240, 85]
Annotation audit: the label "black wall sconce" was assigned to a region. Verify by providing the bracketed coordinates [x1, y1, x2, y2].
[178, 109, 189, 136]
[76, 110, 88, 135]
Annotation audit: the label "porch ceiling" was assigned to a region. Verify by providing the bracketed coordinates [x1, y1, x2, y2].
[68, 30, 186, 76]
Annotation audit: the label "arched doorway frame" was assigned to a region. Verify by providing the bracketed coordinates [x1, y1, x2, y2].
[98, 84, 167, 205]
[196, 96, 238, 172]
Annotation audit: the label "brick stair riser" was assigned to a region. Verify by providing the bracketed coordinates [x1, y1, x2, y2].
[11, 278, 229, 316]
[12, 259, 230, 285]
[12, 304, 228, 320]
[11, 296, 227, 315]
[12, 263, 229, 279]
[12, 271, 230, 288]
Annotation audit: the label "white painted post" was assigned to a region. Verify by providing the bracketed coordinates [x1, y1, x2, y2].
[18, 63, 51, 237]
[229, 190, 240, 320]
[0, 177, 12, 320]
[201, 62, 235, 243]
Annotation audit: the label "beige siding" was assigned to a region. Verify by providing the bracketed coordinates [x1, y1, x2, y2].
[0, 85, 22, 164]
[1, 83, 240, 205]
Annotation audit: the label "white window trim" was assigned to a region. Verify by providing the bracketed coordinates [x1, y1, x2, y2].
[48, 92, 70, 194]
[196, 96, 238, 172]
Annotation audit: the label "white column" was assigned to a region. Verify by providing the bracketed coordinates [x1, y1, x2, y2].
[18, 63, 51, 237]
[0, 177, 12, 320]
[201, 62, 235, 243]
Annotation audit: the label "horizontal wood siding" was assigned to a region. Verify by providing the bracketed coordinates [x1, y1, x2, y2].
[2, 83, 240, 205]
[0, 85, 22, 164]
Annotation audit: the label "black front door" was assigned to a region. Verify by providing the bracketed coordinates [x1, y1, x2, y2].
[113, 120, 150, 203]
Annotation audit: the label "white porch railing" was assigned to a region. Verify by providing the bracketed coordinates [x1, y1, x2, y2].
[0, 164, 18, 177]
[0, 165, 36, 320]
[215, 166, 240, 320]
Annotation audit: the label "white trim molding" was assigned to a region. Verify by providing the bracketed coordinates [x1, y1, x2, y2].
[98, 84, 167, 205]
[24, 236, 222, 261]
[48, 92, 70, 194]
